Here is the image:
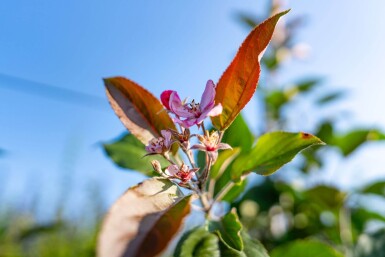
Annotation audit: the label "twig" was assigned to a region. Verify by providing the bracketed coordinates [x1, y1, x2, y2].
[199, 158, 212, 192]
[162, 153, 176, 165]
[208, 181, 235, 212]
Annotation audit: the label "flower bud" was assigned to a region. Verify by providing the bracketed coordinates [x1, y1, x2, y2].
[151, 160, 162, 174]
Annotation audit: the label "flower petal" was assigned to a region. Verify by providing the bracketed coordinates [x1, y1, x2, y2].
[195, 103, 223, 125]
[217, 143, 232, 150]
[169, 92, 195, 118]
[200, 80, 216, 111]
[161, 130, 172, 148]
[160, 90, 174, 110]
[190, 144, 207, 151]
[165, 165, 179, 176]
[206, 104, 223, 117]
[208, 151, 218, 163]
[181, 118, 198, 128]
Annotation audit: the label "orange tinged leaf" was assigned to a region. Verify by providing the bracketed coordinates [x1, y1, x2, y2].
[211, 10, 290, 130]
[104, 77, 177, 145]
[97, 178, 192, 257]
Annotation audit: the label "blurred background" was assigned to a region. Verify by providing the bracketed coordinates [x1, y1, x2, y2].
[1, 0, 385, 256]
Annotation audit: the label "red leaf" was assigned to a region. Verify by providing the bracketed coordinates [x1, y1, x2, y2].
[211, 10, 290, 130]
[97, 178, 192, 257]
[105, 77, 177, 145]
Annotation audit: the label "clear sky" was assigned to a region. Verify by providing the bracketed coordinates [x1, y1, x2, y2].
[1, 0, 385, 218]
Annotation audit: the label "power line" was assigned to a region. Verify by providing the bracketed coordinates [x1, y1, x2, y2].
[0, 73, 108, 110]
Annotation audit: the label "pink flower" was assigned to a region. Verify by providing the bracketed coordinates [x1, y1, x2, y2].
[160, 80, 222, 128]
[165, 163, 199, 184]
[145, 130, 173, 154]
[190, 131, 232, 162]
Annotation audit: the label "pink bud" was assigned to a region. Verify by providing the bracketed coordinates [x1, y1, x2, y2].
[160, 90, 174, 110]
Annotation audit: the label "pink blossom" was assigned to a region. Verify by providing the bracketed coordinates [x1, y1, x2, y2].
[165, 163, 199, 184]
[145, 130, 173, 154]
[160, 80, 222, 128]
[190, 131, 231, 162]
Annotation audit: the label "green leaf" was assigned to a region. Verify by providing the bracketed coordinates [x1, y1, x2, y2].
[209, 152, 246, 204]
[351, 208, 385, 234]
[270, 240, 344, 257]
[209, 209, 243, 251]
[209, 114, 252, 201]
[232, 178, 280, 213]
[210, 148, 241, 179]
[103, 133, 168, 176]
[17, 222, 64, 241]
[295, 78, 321, 92]
[355, 229, 385, 257]
[104, 77, 177, 147]
[197, 150, 206, 171]
[333, 129, 385, 156]
[235, 13, 258, 29]
[242, 232, 270, 257]
[316, 91, 345, 105]
[316, 121, 334, 144]
[174, 228, 220, 257]
[231, 131, 324, 180]
[218, 232, 270, 257]
[221, 114, 254, 152]
[361, 181, 385, 196]
[304, 185, 346, 210]
[221, 179, 248, 203]
[97, 178, 191, 257]
[264, 79, 321, 119]
[265, 90, 288, 117]
[212, 155, 249, 203]
[212, 10, 290, 130]
[262, 54, 280, 71]
[201, 115, 252, 177]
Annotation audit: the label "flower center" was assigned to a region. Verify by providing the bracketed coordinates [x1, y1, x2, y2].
[189, 100, 201, 118]
[206, 146, 217, 151]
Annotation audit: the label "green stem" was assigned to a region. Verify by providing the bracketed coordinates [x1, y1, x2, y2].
[162, 153, 176, 165]
[339, 204, 353, 257]
[200, 193, 211, 213]
[208, 178, 216, 202]
[199, 158, 212, 192]
[208, 181, 235, 213]
[201, 122, 207, 134]
[184, 149, 196, 169]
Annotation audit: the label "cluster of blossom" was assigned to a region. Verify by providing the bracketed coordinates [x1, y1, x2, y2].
[145, 80, 231, 186]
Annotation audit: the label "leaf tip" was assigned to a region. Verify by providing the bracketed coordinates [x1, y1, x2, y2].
[103, 77, 115, 89]
[278, 9, 291, 17]
[283, 8, 291, 14]
[300, 132, 326, 145]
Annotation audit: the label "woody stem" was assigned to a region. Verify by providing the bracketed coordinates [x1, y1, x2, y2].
[184, 149, 196, 169]
[199, 158, 212, 192]
[199, 194, 211, 212]
[162, 153, 176, 165]
[201, 122, 207, 134]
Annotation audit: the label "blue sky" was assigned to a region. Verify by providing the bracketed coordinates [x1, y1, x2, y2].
[1, 1, 385, 217]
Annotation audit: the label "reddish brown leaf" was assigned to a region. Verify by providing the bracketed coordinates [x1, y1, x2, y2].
[211, 10, 290, 130]
[105, 77, 177, 145]
[97, 178, 192, 257]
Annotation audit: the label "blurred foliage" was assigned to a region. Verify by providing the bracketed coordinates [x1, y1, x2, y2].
[0, 210, 99, 257]
[1, 0, 385, 256]
[229, 0, 385, 256]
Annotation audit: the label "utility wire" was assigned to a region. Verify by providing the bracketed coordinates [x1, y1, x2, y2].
[0, 72, 107, 110]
